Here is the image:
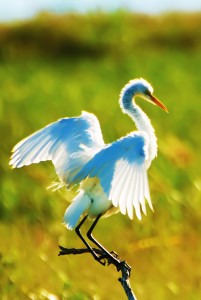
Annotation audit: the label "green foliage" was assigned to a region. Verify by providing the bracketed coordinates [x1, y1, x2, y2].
[0, 12, 201, 299]
[0, 12, 201, 60]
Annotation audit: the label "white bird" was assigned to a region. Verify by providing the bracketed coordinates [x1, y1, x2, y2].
[10, 78, 168, 267]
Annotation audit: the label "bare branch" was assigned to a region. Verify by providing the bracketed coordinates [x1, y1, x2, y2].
[58, 245, 138, 300]
[58, 245, 103, 256]
[118, 262, 137, 300]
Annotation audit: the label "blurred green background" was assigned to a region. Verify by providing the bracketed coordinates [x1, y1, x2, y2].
[0, 11, 201, 300]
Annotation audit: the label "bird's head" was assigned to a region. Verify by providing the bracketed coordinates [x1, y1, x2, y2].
[120, 78, 168, 112]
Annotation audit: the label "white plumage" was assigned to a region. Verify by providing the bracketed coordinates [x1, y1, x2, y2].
[10, 78, 168, 229]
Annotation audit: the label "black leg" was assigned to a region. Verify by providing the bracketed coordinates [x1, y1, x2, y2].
[87, 214, 122, 270]
[75, 214, 106, 266]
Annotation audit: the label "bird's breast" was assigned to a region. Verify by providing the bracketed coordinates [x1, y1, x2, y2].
[80, 178, 115, 218]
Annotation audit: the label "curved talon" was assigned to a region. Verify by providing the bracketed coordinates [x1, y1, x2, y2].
[98, 253, 107, 260]
[99, 250, 119, 260]
[97, 252, 120, 267]
[110, 250, 119, 259]
[99, 254, 111, 266]
[98, 257, 106, 266]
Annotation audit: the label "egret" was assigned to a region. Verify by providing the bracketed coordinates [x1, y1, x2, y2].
[10, 78, 168, 268]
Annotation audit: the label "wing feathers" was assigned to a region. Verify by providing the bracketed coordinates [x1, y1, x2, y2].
[126, 167, 136, 219]
[108, 159, 152, 220]
[133, 166, 141, 219]
[144, 170, 153, 211]
[10, 132, 52, 167]
[140, 171, 146, 215]
[118, 163, 132, 215]
[70, 131, 153, 220]
[108, 160, 127, 207]
[10, 112, 105, 183]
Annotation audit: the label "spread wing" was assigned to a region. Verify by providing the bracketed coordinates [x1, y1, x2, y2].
[70, 132, 153, 220]
[9, 111, 105, 183]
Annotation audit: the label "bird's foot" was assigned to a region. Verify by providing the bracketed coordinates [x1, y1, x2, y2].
[97, 251, 122, 270]
[99, 252, 131, 276]
[95, 256, 107, 266]
[117, 260, 132, 277]
[110, 250, 119, 259]
[98, 250, 119, 261]
[58, 245, 131, 277]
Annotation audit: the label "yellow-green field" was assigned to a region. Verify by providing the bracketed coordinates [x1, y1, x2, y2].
[0, 12, 201, 299]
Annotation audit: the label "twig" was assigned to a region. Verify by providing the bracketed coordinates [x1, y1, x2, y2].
[58, 246, 103, 256]
[59, 245, 138, 300]
[118, 261, 137, 300]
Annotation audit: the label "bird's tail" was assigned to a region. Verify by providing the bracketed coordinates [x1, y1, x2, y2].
[63, 190, 91, 230]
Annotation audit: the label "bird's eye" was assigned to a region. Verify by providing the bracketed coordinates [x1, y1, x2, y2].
[145, 90, 152, 97]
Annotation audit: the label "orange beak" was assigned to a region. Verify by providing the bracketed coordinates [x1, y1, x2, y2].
[150, 95, 168, 113]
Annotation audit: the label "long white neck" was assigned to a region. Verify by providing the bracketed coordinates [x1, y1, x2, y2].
[119, 85, 158, 165]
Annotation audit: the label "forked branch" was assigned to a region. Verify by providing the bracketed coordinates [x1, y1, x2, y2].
[59, 246, 137, 300]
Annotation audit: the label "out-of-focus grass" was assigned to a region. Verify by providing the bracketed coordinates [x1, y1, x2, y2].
[0, 12, 201, 300]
